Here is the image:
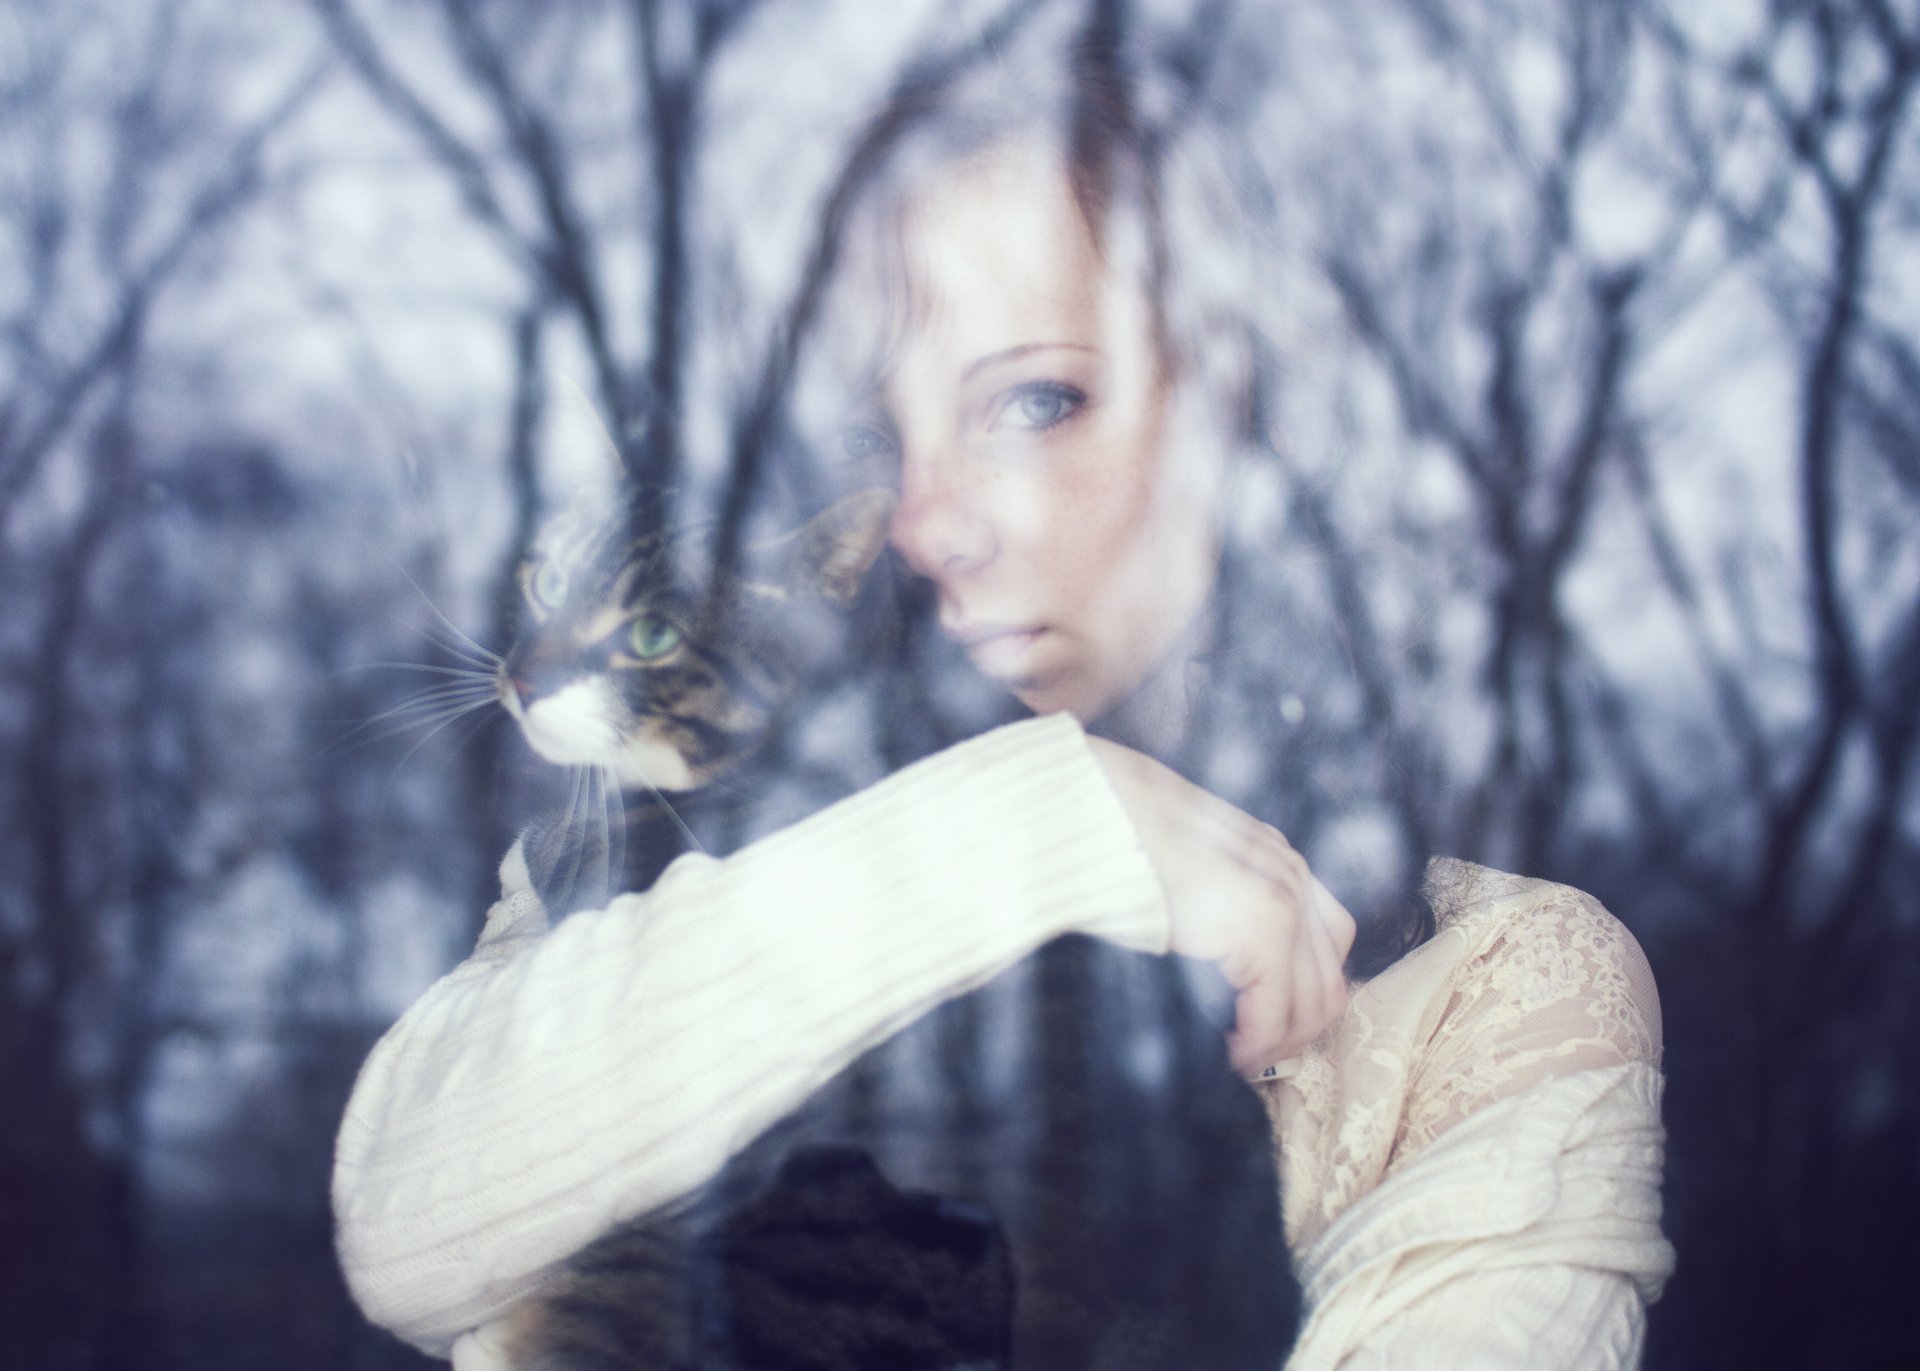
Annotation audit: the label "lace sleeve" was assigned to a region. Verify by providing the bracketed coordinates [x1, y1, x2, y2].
[1393, 876, 1662, 1171]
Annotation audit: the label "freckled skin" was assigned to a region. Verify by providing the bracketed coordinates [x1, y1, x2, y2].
[875, 150, 1222, 722]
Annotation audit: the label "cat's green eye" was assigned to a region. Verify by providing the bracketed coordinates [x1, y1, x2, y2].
[629, 615, 682, 660]
[530, 560, 568, 610]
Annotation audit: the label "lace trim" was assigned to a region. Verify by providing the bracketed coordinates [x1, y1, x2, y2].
[1262, 859, 1663, 1247]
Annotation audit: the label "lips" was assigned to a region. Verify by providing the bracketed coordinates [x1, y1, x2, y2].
[948, 620, 1052, 680]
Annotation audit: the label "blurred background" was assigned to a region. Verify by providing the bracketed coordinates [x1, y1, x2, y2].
[3, 0, 1916, 1366]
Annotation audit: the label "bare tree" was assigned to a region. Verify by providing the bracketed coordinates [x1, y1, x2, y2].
[4, 2, 1918, 1364]
[0, 1, 325, 1358]
[1255, 2, 1920, 1362]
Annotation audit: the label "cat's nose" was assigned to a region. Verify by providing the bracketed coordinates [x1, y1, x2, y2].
[505, 644, 579, 703]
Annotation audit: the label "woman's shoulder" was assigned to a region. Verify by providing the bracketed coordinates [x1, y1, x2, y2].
[1260, 858, 1665, 1249]
[1387, 858, 1663, 1163]
[1422, 855, 1627, 943]
[1415, 856, 1661, 1058]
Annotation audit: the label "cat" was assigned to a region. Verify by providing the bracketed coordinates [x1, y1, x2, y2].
[496, 384, 894, 917]
[488, 389, 1300, 1369]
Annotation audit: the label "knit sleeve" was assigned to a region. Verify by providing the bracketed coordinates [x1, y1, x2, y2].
[1275, 864, 1672, 1371]
[1331, 1265, 1649, 1369]
[1285, 1063, 1672, 1371]
[330, 712, 1168, 1356]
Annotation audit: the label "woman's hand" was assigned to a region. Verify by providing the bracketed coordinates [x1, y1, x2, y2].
[1088, 736, 1356, 1076]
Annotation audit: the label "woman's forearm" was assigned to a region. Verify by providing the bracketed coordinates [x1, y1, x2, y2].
[331, 712, 1168, 1354]
[1327, 1265, 1647, 1370]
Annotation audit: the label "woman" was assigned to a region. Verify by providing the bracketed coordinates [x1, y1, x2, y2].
[333, 29, 1671, 1369]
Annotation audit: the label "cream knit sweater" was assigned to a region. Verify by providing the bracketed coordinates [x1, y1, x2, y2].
[332, 714, 1673, 1368]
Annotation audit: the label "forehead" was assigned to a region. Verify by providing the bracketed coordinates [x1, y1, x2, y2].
[897, 152, 1119, 356]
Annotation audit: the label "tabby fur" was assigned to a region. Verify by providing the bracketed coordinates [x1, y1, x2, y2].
[497, 388, 893, 915]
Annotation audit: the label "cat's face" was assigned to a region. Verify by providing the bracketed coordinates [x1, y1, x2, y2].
[498, 489, 892, 792]
[496, 383, 891, 793]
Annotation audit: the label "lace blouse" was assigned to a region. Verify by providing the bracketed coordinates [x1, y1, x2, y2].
[1263, 858, 1674, 1367]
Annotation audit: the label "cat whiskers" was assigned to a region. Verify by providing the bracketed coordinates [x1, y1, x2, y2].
[379, 550, 506, 672]
[358, 659, 500, 683]
[329, 674, 504, 822]
[379, 686, 499, 774]
[595, 763, 628, 901]
[549, 763, 600, 910]
[326, 551, 502, 758]
[540, 763, 644, 914]
[417, 621, 502, 672]
[620, 761, 708, 858]
[679, 766, 751, 804]
[326, 658, 501, 749]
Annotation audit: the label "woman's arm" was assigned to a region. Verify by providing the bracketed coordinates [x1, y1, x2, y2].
[1330, 1264, 1649, 1369]
[1328, 1259, 1643, 1367]
[333, 714, 1169, 1354]
[1087, 737, 1355, 1071]
[1288, 1061, 1670, 1371]
[1283, 879, 1673, 1370]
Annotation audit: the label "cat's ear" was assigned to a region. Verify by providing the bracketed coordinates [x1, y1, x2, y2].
[546, 376, 627, 516]
[778, 488, 896, 604]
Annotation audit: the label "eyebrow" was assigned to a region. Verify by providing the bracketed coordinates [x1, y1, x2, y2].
[961, 342, 1097, 384]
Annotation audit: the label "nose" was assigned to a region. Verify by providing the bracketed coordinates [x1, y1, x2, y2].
[504, 639, 582, 704]
[887, 448, 999, 583]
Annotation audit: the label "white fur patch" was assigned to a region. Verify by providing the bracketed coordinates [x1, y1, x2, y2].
[498, 836, 534, 895]
[518, 679, 700, 791]
[615, 728, 698, 791]
[520, 680, 623, 767]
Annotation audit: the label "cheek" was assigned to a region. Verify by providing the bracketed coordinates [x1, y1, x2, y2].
[1042, 427, 1170, 587]
[1053, 445, 1217, 676]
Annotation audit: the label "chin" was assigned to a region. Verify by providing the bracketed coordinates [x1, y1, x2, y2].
[1012, 676, 1105, 722]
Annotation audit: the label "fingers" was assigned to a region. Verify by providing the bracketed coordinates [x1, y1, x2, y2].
[1310, 873, 1359, 966]
[1285, 902, 1326, 1056]
[1224, 968, 1286, 1078]
[1088, 737, 1353, 1076]
[1295, 877, 1349, 1041]
[1230, 833, 1350, 1078]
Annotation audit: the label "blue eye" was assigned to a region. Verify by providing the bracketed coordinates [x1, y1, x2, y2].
[841, 423, 895, 464]
[1000, 383, 1083, 431]
[629, 615, 682, 660]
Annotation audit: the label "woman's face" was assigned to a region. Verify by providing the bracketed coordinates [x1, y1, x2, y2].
[841, 149, 1221, 722]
